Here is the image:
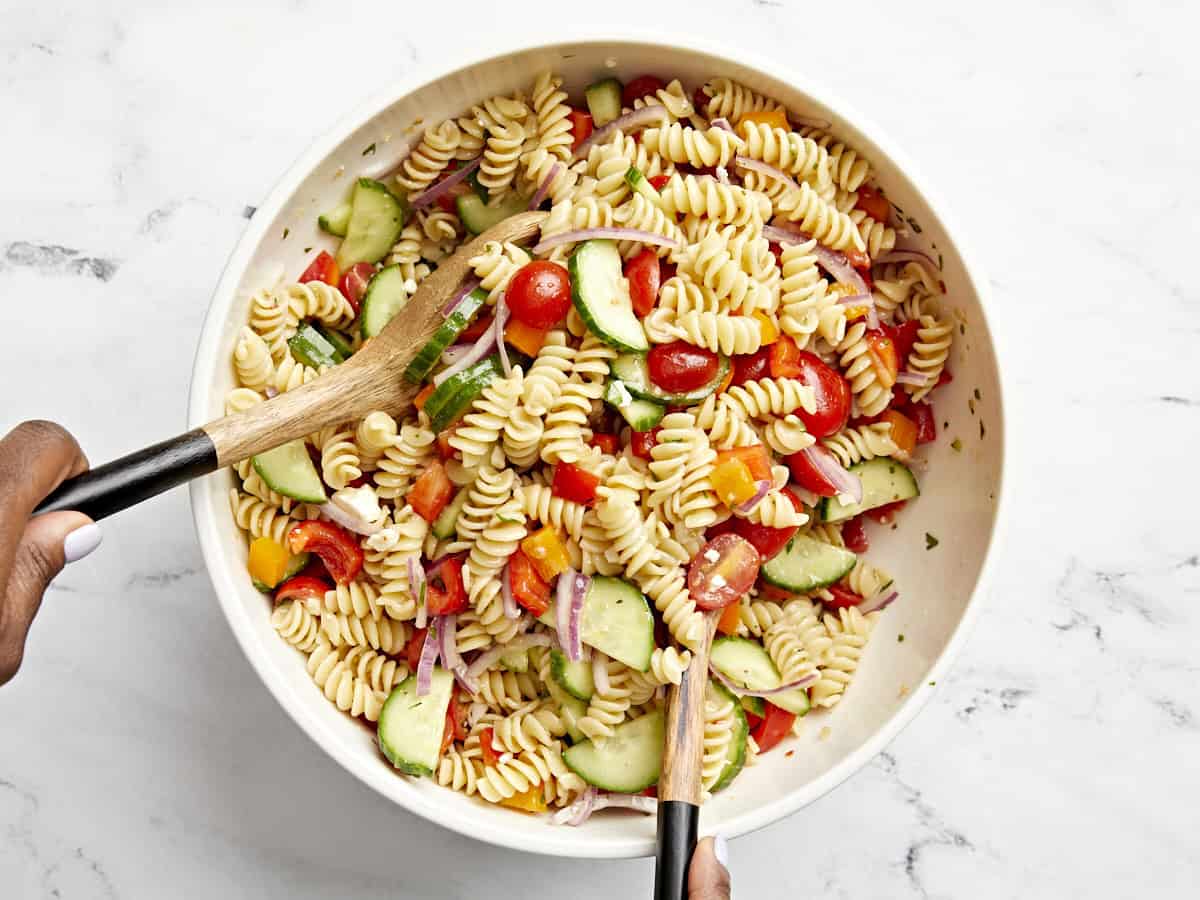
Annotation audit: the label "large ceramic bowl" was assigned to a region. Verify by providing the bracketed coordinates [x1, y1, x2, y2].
[188, 32, 1007, 858]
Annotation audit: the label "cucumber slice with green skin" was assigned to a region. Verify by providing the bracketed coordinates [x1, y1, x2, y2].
[314, 324, 355, 360]
[457, 192, 529, 235]
[360, 264, 410, 339]
[318, 201, 352, 237]
[563, 709, 663, 792]
[252, 578, 272, 593]
[432, 488, 469, 540]
[252, 439, 326, 503]
[710, 636, 811, 716]
[547, 680, 588, 744]
[501, 649, 529, 673]
[288, 322, 344, 369]
[403, 288, 487, 384]
[282, 551, 311, 581]
[377, 669, 455, 777]
[465, 167, 489, 203]
[585, 77, 623, 127]
[424, 355, 501, 433]
[707, 680, 749, 793]
[537, 576, 656, 672]
[604, 379, 666, 430]
[821, 458, 921, 523]
[761, 534, 857, 594]
[609, 352, 731, 406]
[740, 695, 765, 718]
[336, 178, 407, 270]
[625, 166, 662, 206]
[569, 240, 648, 353]
[551, 649, 595, 701]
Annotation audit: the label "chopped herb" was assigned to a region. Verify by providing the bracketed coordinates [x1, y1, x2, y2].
[928, 680, 937, 686]
[410, 701, 423, 709]
[925, 533, 939, 550]
[937, 252, 944, 268]
[974, 387, 981, 400]
[951, 438, 963, 452]
[968, 397, 976, 415]
[362, 142, 377, 156]
[282, 227, 290, 240]
[910, 219, 923, 234]
[303, 246, 312, 254]
[898, 634, 905, 642]
[959, 323, 966, 335]
[980, 420, 986, 439]
[943, 421, 949, 429]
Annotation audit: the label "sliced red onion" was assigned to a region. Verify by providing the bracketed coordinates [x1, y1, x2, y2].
[791, 114, 832, 131]
[409, 558, 428, 630]
[528, 162, 563, 210]
[555, 569, 588, 662]
[592, 653, 611, 695]
[790, 485, 821, 507]
[415, 623, 440, 695]
[573, 106, 669, 160]
[551, 789, 658, 825]
[765, 224, 870, 296]
[319, 502, 383, 536]
[494, 295, 512, 376]
[500, 561, 520, 620]
[442, 277, 482, 317]
[438, 613, 478, 694]
[596, 793, 657, 814]
[465, 633, 553, 680]
[874, 249, 940, 281]
[533, 227, 679, 255]
[709, 662, 817, 698]
[836, 291, 872, 307]
[802, 445, 863, 506]
[555, 576, 572, 655]
[440, 343, 473, 365]
[734, 479, 773, 515]
[859, 589, 899, 615]
[409, 155, 482, 209]
[264, 386, 279, 399]
[552, 786, 598, 825]
[715, 165, 730, 185]
[710, 117, 734, 132]
[734, 155, 798, 189]
[432, 322, 497, 386]
[895, 371, 928, 387]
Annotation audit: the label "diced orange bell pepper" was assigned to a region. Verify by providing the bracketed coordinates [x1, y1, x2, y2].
[247, 537, 292, 589]
[504, 318, 549, 357]
[881, 409, 918, 457]
[715, 445, 772, 483]
[479, 727, 502, 767]
[737, 109, 790, 131]
[500, 785, 549, 814]
[521, 526, 570, 582]
[865, 330, 899, 389]
[715, 364, 734, 395]
[752, 311, 780, 345]
[717, 599, 743, 635]
[711, 458, 757, 507]
[413, 383, 436, 412]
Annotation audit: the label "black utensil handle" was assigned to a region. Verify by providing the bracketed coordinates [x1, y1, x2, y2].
[33, 429, 219, 521]
[655, 800, 699, 900]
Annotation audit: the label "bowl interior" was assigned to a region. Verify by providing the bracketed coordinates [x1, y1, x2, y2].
[188, 37, 1005, 858]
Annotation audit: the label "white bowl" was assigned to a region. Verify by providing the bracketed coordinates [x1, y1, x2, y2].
[188, 32, 1007, 858]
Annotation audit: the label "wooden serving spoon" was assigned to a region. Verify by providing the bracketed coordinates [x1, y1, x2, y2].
[35, 211, 548, 520]
[655, 611, 720, 900]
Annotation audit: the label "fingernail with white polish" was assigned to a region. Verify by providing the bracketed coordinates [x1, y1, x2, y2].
[64, 523, 102, 563]
[713, 833, 729, 870]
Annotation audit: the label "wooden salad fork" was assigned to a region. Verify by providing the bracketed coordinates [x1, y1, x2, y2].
[35, 211, 547, 520]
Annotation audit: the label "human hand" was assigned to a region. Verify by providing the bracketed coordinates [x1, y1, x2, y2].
[689, 836, 731, 899]
[0, 421, 101, 685]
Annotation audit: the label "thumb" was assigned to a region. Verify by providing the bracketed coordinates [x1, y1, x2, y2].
[0, 512, 98, 685]
[688, 836, 731, 900]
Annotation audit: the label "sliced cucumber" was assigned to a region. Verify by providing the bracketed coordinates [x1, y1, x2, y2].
[282, 551, 311, 580]
[569, 240, 648, 353]
[377, 669, 455, 777]
[457, 192, 529, 236]
[538, 576, 656, 672]
[544, 676, 588, 744]
[424, 355, 501, 433]
[501, 649, 530, 673]
[336, 178, 407, 270]
[360, 264, 409, 339]
[551, 649, 595, 701]
[710, 636, 810, 716]
[604, 379, 666, 430]
[288, 322, 344, 369]
[252, 439, 326, 503]
[707, 680, 749, 793]
[563, 709, 663, 792]
[821, 458, 920, 523]
[625, 166, 662, 206]
[432, 488, 469, 540]
[314, 324, 355, 360]
[585, 77, 624, 127]
[609, 352, 730, 405]
[403, 288, 487, 384]
[761, 534, 857, 594]
[318, 200, 352, 237]
[740, 695, 765, 718]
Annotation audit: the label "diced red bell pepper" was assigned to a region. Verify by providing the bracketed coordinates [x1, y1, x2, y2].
[885, 319, 921, 365]
[825, 584, 865, 609]
[273, 574, 332, 607]
[408, 461, 455, 522]
[908, 401, 937, 445]
[507, 548, 552, 617]
[479, 727, 502, 767]
[406, 627, 428, 671]
[568, 109, 593, 151]
[841, 517, 869, 553]
[338, 262, 376, 313]
[286, 521, 363, 585]
[458, 313, 494, 343]
[435, 429, 456, 460]
[426, 556, 467, 616]
[298, 250, 339, 286]
[551, 462, 600, 505]
[588, 433, 619, 455]
[863, 499, 908, 525]
[630, 427, 662, 460]
[769, 335, 804, 379]
[855, 185, 891, 223]
[413, 383, 435, 412]
[750, 702, 797, 754]
[648, 174, 671, 192]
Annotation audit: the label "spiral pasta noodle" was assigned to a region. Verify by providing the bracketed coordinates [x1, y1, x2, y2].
[762, 414, 815, 455]
[904, 312, 953, 402]
[355, 411, 398, 471]
[272, 601, 321, 652]
[777, 238, 826, 344]
[313, 424, 362, 491]
[810, 607, 876, 708]
[775, 181, 865, 253]
[374, 422, 435, 499]
[477, 97, 529, 198]
[737, 121, 829, 185]
[642, 123, 744, 169]
[320, 609, 407, 653]
[529, 70, 573, 160]
[658, 173, 770, 225]
[701, 77, 785, 124]
[233, 326, 273, 392]
[723, 377, 816, 420]
[449, 368, 524, 469]
[469, 240, 532, 304]
[614, 193, 684, 257]
[836, 322, 891, 417]
[228, 489, 297, 544]
[799, 127, 871, 192]
[821, 423, 899, 468]
[395, 119, 461, 193]
[701, 687, 738, 797]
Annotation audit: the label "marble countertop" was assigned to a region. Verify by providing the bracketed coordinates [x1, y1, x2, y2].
[2, 1, 1197, 897]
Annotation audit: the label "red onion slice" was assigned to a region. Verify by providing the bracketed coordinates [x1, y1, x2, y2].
[528, 162, 563, 210]
[494, 295, 512, 376]
[319, 502, 382, 536]
[464, 633, 553, 681]
[734, 155, 799, 189]
[790, 114, 832, 131]
[764, 224, 869, 296]
[500, 561, 520, 620]
[573, 106, 669, 160]
[895, 371, 928, 387]
[264, 386, 279, 399]
[734, 479, 772, 515]
[715, 165, 730, 185]
[432, 323, 497, 387]
[555, 569, 589, 662]
[802, 445, 863, 506]
[874, 249, 940, 282]
[550, 789, 658, 826]
[859, 589, 899, 615]
[409, 155, 482, 209]
[438, 613, 477, 694]
[709, 662, 817, 698]
[596, 793, 657, 814]
[442, 277, 482, 317]
[533, 227, 679, 255]
[836, 292, 872, 307]
[409, 558, 428, 630]
[415, 624, 440, 695]
[440, 343, 473, 365]
[552, 786, 598, 826]
[710, 117, 734, 132]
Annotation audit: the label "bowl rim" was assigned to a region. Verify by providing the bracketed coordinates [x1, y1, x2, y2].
[188, 27, 1010, 858]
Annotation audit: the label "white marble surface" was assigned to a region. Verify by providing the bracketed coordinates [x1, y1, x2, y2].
[1, 1, 1197, 897]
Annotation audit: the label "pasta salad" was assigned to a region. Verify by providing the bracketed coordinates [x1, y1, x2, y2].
[229, 70, 953, 824]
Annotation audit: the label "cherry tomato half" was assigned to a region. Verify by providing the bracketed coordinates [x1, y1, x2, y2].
[506, 260, 572, 329]
[568, 109, 593, 151]
[792, 351, 851, 438]
[624, 249, 661, 317]
[338, 262, 376, 313]
[731, 347, 772, 387]
[649, 174, 671, 192]
[731, 489, 805, 561]
[298, 250, 339, 286]
[885, 319, 921, 366]
[824, 584, 864, 610]
[855, 185, 891, 223]
[647, 341, 720, 394]
[622, 75, 666, 107]
[630, 427, 661, 460]
[750, 703, 797, 754]
[273, 574, 332, 607]
[687, 534, 761, 611]
[841, 517, 869, 554]
[785, 444, 843, 498]
[287, 521, 364, 585]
